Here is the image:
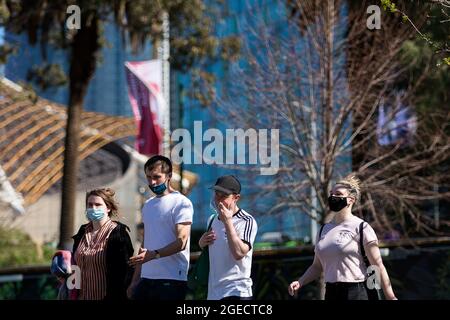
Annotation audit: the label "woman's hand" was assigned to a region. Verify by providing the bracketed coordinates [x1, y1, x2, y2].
[288, 280, 301, 296]
[198, 230, 216, 249]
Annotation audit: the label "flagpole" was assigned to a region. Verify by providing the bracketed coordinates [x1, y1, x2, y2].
[179, 80, 184, 194]
[160, 11, 185, 194]
[160, 11, 170, 158]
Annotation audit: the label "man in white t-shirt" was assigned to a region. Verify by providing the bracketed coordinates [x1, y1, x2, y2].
[128, 155, 194, 300]
[199, 175, 258, 300]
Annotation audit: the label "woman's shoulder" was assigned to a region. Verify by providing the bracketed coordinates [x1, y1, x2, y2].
[349, 216, 378, 237]
[111, 221, 131, 233]
[72, 223, 90, 253]
[106, 221, 134, 252]
[72, 223, 89, 238]
[351, 215, 365, 225]
[107, 221, 133, 242]
[350, 216, 373, 228]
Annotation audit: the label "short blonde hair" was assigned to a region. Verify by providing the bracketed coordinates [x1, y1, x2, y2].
[336, 175, 361, 204]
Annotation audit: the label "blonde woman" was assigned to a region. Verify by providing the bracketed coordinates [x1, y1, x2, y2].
[288, 176, 397, 300]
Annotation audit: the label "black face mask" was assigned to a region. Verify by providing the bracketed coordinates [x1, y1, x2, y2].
[328, 195, 348, 212]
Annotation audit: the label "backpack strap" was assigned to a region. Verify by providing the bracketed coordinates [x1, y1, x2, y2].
[318, 224, 326, 239]
[359, 221, 365, 255]
[360, 220, 382, 299]
[359, 221, 371, 268]
[206, 214, 217, 231]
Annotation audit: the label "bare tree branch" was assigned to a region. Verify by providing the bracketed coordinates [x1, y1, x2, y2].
[201, 0, 450, 239]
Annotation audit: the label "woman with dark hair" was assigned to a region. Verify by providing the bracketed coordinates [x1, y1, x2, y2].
[72, 187, 134, 300]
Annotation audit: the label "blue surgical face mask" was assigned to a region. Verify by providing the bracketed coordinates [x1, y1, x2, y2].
[86, 208, 106, 221]
[149, 180, 167, 195]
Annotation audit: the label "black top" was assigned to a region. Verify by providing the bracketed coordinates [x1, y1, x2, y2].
[72, 221, 135, 300]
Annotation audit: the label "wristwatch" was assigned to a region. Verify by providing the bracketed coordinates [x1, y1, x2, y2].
[154, 250, 161, 259]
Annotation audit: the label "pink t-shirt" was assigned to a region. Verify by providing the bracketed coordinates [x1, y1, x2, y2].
[314, 215, 378, 283]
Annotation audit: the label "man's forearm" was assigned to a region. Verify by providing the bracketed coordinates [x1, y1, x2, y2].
[156, 237, 187, 257]
[142, 224, 190, 262]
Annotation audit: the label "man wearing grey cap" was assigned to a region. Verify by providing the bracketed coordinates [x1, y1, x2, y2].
[199, 175, 258, 300]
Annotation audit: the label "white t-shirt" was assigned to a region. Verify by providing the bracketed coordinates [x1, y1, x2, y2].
[314, 215, 378, 283]
[141, 191, 194, 281]
[207, 209, 258, 300]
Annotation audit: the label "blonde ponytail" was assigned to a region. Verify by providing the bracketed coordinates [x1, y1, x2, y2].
[336, 175, 361, 204]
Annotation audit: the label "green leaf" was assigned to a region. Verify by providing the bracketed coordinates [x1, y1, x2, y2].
[380, 0, 398, 13]
[380, 0, 390, 11]
[390, 3, 397, 13]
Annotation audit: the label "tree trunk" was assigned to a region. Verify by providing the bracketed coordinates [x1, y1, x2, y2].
[58, 14, 100, 250]
[59, 99, 83, 250]
[324, 0, 335, 184]
[317, 0, 335, 300]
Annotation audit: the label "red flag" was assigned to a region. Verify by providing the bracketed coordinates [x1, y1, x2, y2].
[125, 60, 165, 156]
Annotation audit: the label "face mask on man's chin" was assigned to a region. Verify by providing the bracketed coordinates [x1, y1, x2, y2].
[149, 179, 168, 195]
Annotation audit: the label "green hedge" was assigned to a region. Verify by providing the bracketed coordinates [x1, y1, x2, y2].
[0, 226, 53, 268]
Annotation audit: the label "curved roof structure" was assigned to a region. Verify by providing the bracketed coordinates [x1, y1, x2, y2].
[0, 78, 136, 206]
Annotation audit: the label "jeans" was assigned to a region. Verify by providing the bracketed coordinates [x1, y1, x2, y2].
[325, 282, 369, 300]
[133, 278, 187, 300]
